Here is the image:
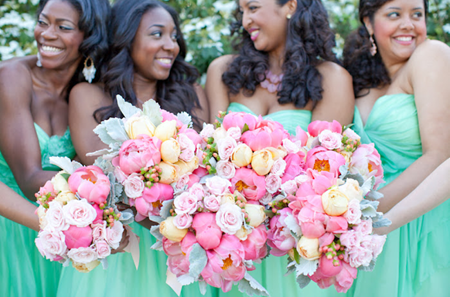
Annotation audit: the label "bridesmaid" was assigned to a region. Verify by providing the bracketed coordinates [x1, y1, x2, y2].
[0, 0, 110, 296]
[205, 0, 354, 295]
[57, 0, 209, 296]
[341, 0, 450, 296]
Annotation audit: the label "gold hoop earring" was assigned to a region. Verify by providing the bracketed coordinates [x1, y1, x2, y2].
[369, 35, 377, 56]
[82, 56, 96, 83]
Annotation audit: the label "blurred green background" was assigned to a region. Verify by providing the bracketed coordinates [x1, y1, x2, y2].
[1, 0, 449, 77]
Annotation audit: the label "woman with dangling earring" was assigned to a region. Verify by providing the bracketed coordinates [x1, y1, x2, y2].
[57, 0, 209, 296]
[0, 0, 110, 296]
[205, 0, 354, 296]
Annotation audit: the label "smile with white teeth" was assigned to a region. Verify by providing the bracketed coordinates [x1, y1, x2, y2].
[395, 36, 412, 41]
[251, 30, 259, 37]
[156, 58, 172, 64]
[41, 46, 63, 52]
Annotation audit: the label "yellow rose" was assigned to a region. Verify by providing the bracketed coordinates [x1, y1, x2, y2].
[54, 190, 77, 205]
[154, 120, 177, 142]
[322, 187, 349, 216]
[160, 139, 181, 164]
[125, 114, 156, 139]
[160, 216, 188, 242]
[235, 226, 250, 241]
[174, 157, 199, 177]
[265, 147, 287, 161]
[213, 127, 227, 143]
[251, 149, 275, 176]
[244, 204, 267, 227]
[339, 178, 363, 202]
[37, 205, 47, 229]
[340, 151, 352, 163]
[306, 136, 318, 149]
[72, 260, 100, 273]
[51, 171, 70, 193]
[297, 237, 321, 260]
[220, 193, 236, 205]
[158, 162, 179, 184]
[231, 144, 253, 167]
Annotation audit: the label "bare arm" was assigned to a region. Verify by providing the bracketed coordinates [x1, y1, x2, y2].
[378, 40, 450, 213]
[313, 62, 355, 126]
[68, 82, 111, 165]
[0, 62, 58, 200]
[375, 158, 450, 235]
[0, 182, 39, 231]
[205, 55, 235, 123]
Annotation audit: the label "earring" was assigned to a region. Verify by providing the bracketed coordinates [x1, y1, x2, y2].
[287, 14, 291, 20]
[369, 35, 377, 56]
[82, 56, 96, 83]
[36, 52, 42, 67]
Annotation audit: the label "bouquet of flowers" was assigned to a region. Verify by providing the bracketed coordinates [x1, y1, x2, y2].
[89, 95, 203, 221]
[35, 158, 137, 273]
[265, 120, 389, 292]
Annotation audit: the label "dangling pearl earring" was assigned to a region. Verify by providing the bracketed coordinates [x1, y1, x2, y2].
[369, 35, 377, 56]
[287, 14, 291, 20]
[36, 52, 42, 67]
[82, 56, 96, 83]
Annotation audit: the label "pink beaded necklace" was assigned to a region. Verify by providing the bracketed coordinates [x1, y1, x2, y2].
[260, 70, 284, 93]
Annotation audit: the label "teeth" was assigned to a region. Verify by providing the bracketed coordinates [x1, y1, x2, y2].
[396, 36, 412, 41]
[251, 30, 259, 37]
[157, 58, 172, 64]
[42, 46, 62, 52]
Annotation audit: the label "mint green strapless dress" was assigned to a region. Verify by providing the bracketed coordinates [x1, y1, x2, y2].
[0, 124, 76, 297]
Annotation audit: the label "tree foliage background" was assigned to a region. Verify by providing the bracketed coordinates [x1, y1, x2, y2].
[1, 0, 449, 76]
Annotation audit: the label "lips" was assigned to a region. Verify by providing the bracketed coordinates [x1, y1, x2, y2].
[41, 45, 63, 52]
[155, 58, 173, 68]
[247, 28, 260, 41]
[393, 35, 414, 45]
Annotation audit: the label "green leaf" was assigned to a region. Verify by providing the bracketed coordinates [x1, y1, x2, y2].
[60, 173, 70, 182]
[242, 123, 249, 133]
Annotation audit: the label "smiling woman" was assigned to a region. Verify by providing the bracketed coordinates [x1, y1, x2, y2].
[0, 0, 110, 296]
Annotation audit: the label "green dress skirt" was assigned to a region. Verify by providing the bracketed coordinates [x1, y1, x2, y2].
[57, 102, 312, 297]
[0, 124, 76, 297]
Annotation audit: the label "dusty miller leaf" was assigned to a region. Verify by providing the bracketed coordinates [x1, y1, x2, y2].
[285, 212, 302, 238]
[142, 99, 163, 127]
[49, 157, 82, 174]
[296, 258, 319, 276]
[237, 272, 270, 296]
[296, 274, 311, 289]
[189, 243, 208, 279]
[117, 94, 141, 119]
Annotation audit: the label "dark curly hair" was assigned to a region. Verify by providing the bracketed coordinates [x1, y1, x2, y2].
[343, 0, 428, 97]
[94, 0, 201, 130]
[37, 0, 111, 98]
[222, 0, 338, 108]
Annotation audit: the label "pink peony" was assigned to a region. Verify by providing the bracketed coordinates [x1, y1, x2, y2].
[296, 169, 336, 197]
[305, 147, 346, 177]
[114, 135, 162, 175]
[291, 126, 309, 147]
[325, 216, 348, 234]
[68, 166, 110, 205]
[308, 120, 342, 137]
[242, 225, 268, 261]
[298, 205, 326, 238]
[267, 208, 296, 256]
[349, 144, 384, 189]
[319, 254, 343, 278]
[142, 183, 174, 204]
[335, 262, 357, 293]
[92, 204, 104, 225]
[164, 238, 190, 277]
[231, 168, 266, 201]
[222, 112, 258, 131]
[192, 213, 223, 250]
[241, 125, 288, 151]
[281, 153, 306, 183]
[63, 225, 93, 249]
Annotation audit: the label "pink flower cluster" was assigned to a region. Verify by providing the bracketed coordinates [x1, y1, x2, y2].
[111, 110, 203, 221]
[35, 166, 124, 273]
[159, 175, 268, 293]
[264, 120, 386, 293]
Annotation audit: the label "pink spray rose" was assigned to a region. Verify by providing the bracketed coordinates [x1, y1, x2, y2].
[344, 199, 362, 225]
[174, 192, 198, 215]
[203, 195, 221, 212]
[92, 221, 107, 242]
[63, 225, 93, 249]
[308, 120, 342, 137]
[62, 199, 97, 228]
[192, 212, 223, 250]
[216, 161, 236, 179]
[217, 136, 237, 160]
[231, 168, 266, 201]
[67, 247, 97, 264]
[215, 203, 243, 235]
[35, 230, 67, 261]
[68, 166, 110, 205]
[95, 239, 111, 258]
[265, 174, 282, 194]
[318, 130, 343, 150]
[173, 213, 193, 229]
[206, 176, 232, 196]
[46, 201, 69, 231]
[123, 173, 145, 198]
[105, 221, 124, 249]
[114, 135, 162, 175]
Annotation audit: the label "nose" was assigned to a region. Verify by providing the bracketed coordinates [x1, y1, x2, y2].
[163, 35, 176, 51]
[242, 11, 252, 30]
[41, 25, 58, 40]
[400, 16, 414, 30]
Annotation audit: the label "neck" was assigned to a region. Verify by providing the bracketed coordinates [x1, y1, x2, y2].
[133, 73, 157, 103]
[268, 45, 285, 74]
[34, 59, 80, 98]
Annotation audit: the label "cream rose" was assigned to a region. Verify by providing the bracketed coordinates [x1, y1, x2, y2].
[174, 157, 198, 177]
[72, 260, 100, 273]
[159, 162, 179, 184]
[37, 205, 48, 229]
[339, 178, 363, 202]
[161, 139, 181, 163]
[231, 144, 253, 167]
[160, 216, 188, 242]
[220, 193, 236, 205]
[235, 226, 250, 241]
[297, 237, 321, 260]
[154, 120, 177, 142]
[213, 127, 227, 143]
[51, 171, 70, 193]
[251, 149, 275, 176]
[54, 190, 76, 205]
[322, 187, 349, 216]
[244, 204, 267, 227]
[125, 113, 156, 139]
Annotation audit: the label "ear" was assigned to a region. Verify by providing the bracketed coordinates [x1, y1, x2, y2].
[285, 0, 297, 16]
[363, 16, 374, 36]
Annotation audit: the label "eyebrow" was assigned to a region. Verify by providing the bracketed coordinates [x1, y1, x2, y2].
[40, 13, 77, 25]
[386, 6, 423, 10]
[147, 24, 164, 29]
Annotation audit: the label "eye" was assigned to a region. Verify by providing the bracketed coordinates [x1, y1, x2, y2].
[412, 11, 423, 18]
[59, 26, 73, 31]
[387, 12, 400, 18]
[171, 32, 178, 41]
[37, 20, 47, 26]
[151, 31, 162, 37]
[249, 5, 258, 11]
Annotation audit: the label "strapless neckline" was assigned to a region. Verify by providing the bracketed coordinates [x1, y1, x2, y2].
[33, 123, 70, 139]
[228, 102, 311, 118]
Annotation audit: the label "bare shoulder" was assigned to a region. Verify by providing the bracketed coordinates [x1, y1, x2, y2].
[0, 57, 34, 105]
[207, 54, 236, 75]
[316, 61, 352, 81]
[409, 39, 450, 67]
[69, 82, 111, 108]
